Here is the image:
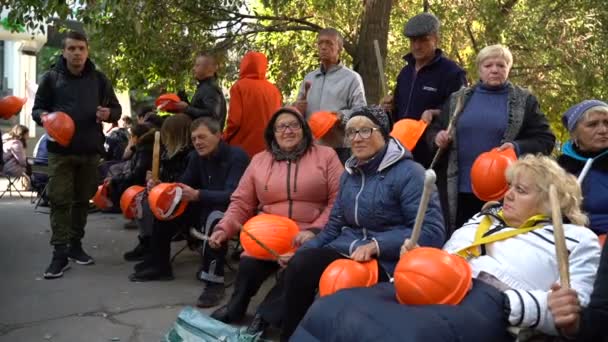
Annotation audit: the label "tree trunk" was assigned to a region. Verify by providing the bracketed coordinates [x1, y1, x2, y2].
[352, 0, 394, 105]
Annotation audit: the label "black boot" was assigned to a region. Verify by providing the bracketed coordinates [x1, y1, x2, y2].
[128, 265, 174, 282]
[197, 282, 225, 308]
[246, 314, 269, 337]
[44, 244, 70, 279]
[67, 240, 94, 265]
[124, 236, 150, 262]
[210, 285, 252, 323]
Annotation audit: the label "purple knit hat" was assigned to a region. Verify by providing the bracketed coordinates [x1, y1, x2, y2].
[562, 99, 608, 133]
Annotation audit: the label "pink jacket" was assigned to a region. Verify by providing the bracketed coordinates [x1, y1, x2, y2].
[2, 134, 27, 176]
[217, 144, 344, 239]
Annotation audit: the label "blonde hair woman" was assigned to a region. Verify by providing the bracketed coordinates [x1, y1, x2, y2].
[293, 154, 601, 342]
[429, 44, 556, 233]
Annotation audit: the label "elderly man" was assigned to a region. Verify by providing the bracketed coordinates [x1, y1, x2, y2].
[295, 28, 367, 162]
[385, 13, 466, 168]
[174, 53, 227, 130]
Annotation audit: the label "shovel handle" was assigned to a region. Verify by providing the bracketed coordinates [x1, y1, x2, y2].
[151, 131, 161, 182]
[429, 94, 464, 170]
[408, 169, 437, 247]
[549, 185, 570, 289]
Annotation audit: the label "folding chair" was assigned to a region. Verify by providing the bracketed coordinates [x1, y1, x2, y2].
[28, 158, 50, 210]
[0, 172, 27, 199]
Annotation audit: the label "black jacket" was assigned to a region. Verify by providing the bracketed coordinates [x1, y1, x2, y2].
[160, 146, 194, 183]
[184, 77, 227, 130]
[110, 130, 155, 190]
[178, 142, 249, 222]
[577, 240, 608, 342]
[32, 56, 122, 155]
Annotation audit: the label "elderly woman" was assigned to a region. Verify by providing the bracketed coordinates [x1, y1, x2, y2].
[293, 154, 601, 342]
[430, 44, 555, 233]
[2, 124, 29, 177]
[558, 100, 608, 237]
[207, 107, 344, 320]
[244, 106, 446, 341]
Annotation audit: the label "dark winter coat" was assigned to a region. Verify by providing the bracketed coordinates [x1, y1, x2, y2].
[110, 130, 155, 192]
[302, 138, 445, 276]
[32, 56, 122, 155]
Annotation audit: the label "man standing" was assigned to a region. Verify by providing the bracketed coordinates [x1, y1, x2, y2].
[174, 53, 227, 130]
[223, 51, 282, 158]
[295, 28, 367, 162]
[32, 31, 122, 279]
[386, 13, 467, 167]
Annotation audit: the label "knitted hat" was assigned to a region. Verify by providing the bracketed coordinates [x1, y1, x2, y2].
[404, 13, 440, 37]
[562, 99, 608, 133]
[349, 106, 393, 139]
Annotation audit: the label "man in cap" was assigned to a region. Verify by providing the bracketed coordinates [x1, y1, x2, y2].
[384, 12, 466, 168]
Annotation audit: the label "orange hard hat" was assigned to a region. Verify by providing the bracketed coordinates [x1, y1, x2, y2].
[319, 259, 379, 297]
[308, 111, 338, 140]
[0, 96, 26, 119]
[239, 214, 299, 260]
[42, 112, 75, 147]
[394, 247, 472, 305]
[120, 185, 145, 219]
[390, 119, 428, 151]
[155, 93, 181, 112]
[470, 147, 517, 201]
[599, 234, 606, 247]
[92, 182, 112, 210]
[148, 183, 189, 221]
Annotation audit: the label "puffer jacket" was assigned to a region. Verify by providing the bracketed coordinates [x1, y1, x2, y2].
[32, 56, 122, 155]
[443, 206, 601, 335]
[216, 144, 343, 239]
[303, 138, 445, 275]
[2, 134, 27, 176]
[223, 51, 282, 158]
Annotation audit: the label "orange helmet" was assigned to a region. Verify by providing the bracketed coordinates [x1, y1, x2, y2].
[599, 234, 606, 247]
[239, 214, 299, 260]
[470, 147, 517, 201]
[394, 247, 472, 305]
[319, 259, 379, 297]
[155, 93, 181, 112]
[92, 182, 112, 209]
[308, 111, 338, 140]
[148, 183, 189, 221]
[42, 112, 75, 147]
[0, 96, 26, 119]
[120, 185, 145, 219]
[390, 119, 428, 151]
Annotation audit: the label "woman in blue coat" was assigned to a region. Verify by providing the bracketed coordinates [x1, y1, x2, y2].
[249, 106, 445, 341]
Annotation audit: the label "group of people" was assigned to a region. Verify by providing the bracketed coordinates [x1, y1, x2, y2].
[26, 9, 607, 342]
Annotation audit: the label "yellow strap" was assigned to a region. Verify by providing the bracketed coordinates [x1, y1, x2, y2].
[456, 211, 548, 259]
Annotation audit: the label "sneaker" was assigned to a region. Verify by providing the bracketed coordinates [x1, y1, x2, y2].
[196, 283, 225, 308]
[68, 241, 95, 265]
[44, 245, 70, 279]
[245, 314, 269, 336]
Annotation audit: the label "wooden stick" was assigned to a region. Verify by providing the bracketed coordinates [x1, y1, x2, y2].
[429, 95, 464, 170]
[407, 169, 437, 248]
[241, 227, 281, 260]
[549, 184, 570, 289]
[373, 39, 388, 99]
[151, 131, 161, 182]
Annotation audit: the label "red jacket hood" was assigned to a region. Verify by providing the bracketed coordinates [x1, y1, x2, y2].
[239, 51, 268, 80]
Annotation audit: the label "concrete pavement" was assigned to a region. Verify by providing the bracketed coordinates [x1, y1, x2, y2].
[0, 194, 273, 342]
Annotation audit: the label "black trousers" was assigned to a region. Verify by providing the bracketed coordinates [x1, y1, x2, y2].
[259, 248, 346, 341]
[223, 256, 280, 320]
[455, 192, 486, 229]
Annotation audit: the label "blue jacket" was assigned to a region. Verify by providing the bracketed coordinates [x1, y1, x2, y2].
[393, 49, 466, 122]
[179, 141, 249, 223]
[558, 141, 608, 235]
[302, 138, 445, 275]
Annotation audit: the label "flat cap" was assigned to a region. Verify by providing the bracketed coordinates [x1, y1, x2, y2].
[404, 13, 440, 37]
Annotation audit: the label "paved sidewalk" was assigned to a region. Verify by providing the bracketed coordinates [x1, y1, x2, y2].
[0, 195, 273, 342]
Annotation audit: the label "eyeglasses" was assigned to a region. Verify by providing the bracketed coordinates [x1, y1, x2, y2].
[274, 122, 302, 133]
[345, 127, 379, 140]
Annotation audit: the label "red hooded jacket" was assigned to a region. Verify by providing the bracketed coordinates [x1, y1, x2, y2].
[223, 51, 282, 157]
